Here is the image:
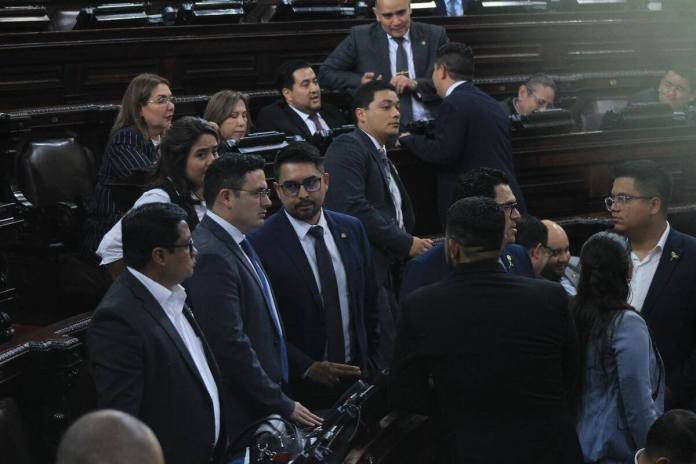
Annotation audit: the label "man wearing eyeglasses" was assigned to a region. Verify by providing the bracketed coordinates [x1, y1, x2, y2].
[185, 155, 323, 457]
[630, 66, 696, 112]
[88, 203, 227, 464]
[499, 73, 557, 118]
[608, 160, 696, 411]
[249, 142, 380, 409]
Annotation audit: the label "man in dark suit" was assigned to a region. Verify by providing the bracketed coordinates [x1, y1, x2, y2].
[318, 0, 448, 126]
[630, 65, 695, 112]
[541, 219, 578, 296]
[249, 142, 379, 408]
[88, 203, 226, 464]
[433, 0, 472, 16]
[389, 196, 581, 464]
[608, 160, 696, 411]
[399, 42, 525, 225]
[256, 60, 347, 139]
[185, 155, 322, 452]
[400, 167, 531, 300]
[514, 214, 551, 277]
[498, 73, 557, 118]
[324, 80, 433, 366]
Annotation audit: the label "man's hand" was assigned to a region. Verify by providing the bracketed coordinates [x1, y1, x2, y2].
[306, 361, 361, 387]
[361, 72, 383, 84]
[409, 236, 434, 257]
[290, 402, 323, 427]
[390, 75, 417, 95]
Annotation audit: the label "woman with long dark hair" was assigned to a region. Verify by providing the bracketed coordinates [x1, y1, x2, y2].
[573, 231, 664, 464]
[97, 116, 218, 277]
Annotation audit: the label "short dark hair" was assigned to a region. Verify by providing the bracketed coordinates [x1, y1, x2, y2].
[352, 80, 397, 114]
[645, 409, 696, 464]
[525, 73, 557, 93]
[667, 64, 696, 90]
[203, 153, 266, 206]
[435, 42, 474, 82]
[446, 196, 505, 253]
[277, 59, 313, 94]
[515, 214, 548, 250]
[122, 203, 188, 270]
[273, 141, 323, 178]
[453, 167, 510, 203]
[613, 160, 673, 211]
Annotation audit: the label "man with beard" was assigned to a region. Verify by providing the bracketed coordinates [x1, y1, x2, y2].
[250, 142, 380, 408]
[540, 219, 578, 295]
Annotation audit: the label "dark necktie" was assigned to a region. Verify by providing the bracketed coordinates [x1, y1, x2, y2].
[393, 36, 413, 125]
[308, 112, 323, 134]
[307, 225, 345, 363]
[239, 239, 289, 383]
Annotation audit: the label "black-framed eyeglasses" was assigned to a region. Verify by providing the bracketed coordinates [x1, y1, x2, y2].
[231, 188, 272, 199]
[167, 237, 194, 254]
[604, 194, 653, 212]
[279, 176, 322, 197]
[499, 202, 519, 217]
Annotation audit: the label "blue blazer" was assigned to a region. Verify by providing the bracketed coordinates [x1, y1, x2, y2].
[399, 242, 535, 300]
[249, 209, 380, 372]
[185, 215, 298, 447]
[399, 82, 526, 224]
[576, 310, 664, 463]
[642, 228, 696, 409]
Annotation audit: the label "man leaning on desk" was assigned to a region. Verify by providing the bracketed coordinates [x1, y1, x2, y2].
[318, 0, 448, 128]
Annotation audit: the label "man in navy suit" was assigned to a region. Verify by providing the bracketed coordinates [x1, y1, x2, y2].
[609, 160, 696, 411]
[400, 167, 533, 300]
[185, 155, 322, 453]
[249, 142, 379, 408]
[318, 0, 448, 127]
[256, 60, 347, 140]
[399, 42, 525, 225]
[88, 203, 226, 464]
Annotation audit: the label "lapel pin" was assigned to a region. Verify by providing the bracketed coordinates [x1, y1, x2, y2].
[506, 254, 514, 268]
[340, 232, 348, 239]
[671, 251, 680, 262]
[421, 40, 426, 46]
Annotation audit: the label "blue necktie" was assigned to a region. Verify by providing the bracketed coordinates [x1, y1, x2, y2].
[239, 239, 289, 383]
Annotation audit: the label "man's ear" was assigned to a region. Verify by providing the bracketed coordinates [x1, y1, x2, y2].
[649, 196, 663, 216]
[655, 457, 670, 464]
[322, 172, 330, 191]
[281, 87, 293, 103]
[518, 85, 528, 100]
[151, 247, 168, 267]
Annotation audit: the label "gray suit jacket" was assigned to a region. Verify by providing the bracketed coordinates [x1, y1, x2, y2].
[318, 21, 448, 108]
[185, 216, 297, 449]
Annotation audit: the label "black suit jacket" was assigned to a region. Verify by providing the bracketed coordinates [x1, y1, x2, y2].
[88, 269, 227, 464]
[400, 82, 526, 224]
[255, 100, 347, 140]
[185, 216, 299, 448]
[642, 228, 696, 408]
[249, 209, 380, 374]
[389, 261, 581, 464]
[318, 21, 448, 113]
[324, 129, 415, 284]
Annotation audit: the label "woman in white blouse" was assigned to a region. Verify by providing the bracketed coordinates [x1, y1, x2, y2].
[98, 116, 219, 277]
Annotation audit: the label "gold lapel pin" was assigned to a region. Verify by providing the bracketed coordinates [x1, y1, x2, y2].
[506, 255, 513, 267]
[340, 232, 348, 239]
[421, 40, 426, 46]
[671, 251, 680, 261]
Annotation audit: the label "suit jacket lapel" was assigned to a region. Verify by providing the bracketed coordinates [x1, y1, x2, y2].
[370, 23, 391, 79]
[642, 229, 683, 318]
[325, 212, 356, 296]
[282, 102, 312, 140]
[410, 23, 427, 78]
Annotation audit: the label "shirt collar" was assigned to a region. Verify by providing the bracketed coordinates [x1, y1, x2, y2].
[445, 80, 467, 97]
[387, 30, 411, 43]
[634, 448, 644, 464]
[284, 209, 328, 240]
[655, 221, 671, 252]
[127, 266, 187, 317]
[360, 129, 386, 153]
[288, 103, 312, 121]
[206, 210, 246, 245]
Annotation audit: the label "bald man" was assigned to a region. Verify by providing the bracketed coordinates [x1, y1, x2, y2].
[56, 410, 164, 464]
[540, 220, 578, 295]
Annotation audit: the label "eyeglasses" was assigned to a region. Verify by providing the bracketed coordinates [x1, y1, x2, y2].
[543, 245, 569, 258]
[499, 202, 519, 217]
[659, 79, 690, 96]
[526, 86, 554, 110]
[146, 95, 177, 105]
[279, 176, 322, 197]
[231, 188, 272, 199]
[604, 194, 653, 211]
[167, 237, 194, 254]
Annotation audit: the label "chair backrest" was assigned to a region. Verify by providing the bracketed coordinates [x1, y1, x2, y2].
[19, 138, 96, 207]
[579, 99, 629, 132]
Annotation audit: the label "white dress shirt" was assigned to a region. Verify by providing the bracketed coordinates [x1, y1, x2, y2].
[284, 209, 353, 361]
[127, 266, 220, 443]
[362, 130, 404, 228]
[387, 31, 431, 121]
[97, 188, 206, 265]
[445, 80, 467, 98]
[629, 222, 670, 312]
[288, 104, 328, 135]
[205, 211, 285, 337]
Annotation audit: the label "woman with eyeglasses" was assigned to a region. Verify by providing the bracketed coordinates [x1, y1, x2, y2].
[573, 231, 664, 464]
[97, 116, 219, 278]
[83, 73, 176, 255]
[203, 90, 250, 155]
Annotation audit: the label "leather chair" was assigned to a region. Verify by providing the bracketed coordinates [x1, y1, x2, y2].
[579, 99, 628, 131]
